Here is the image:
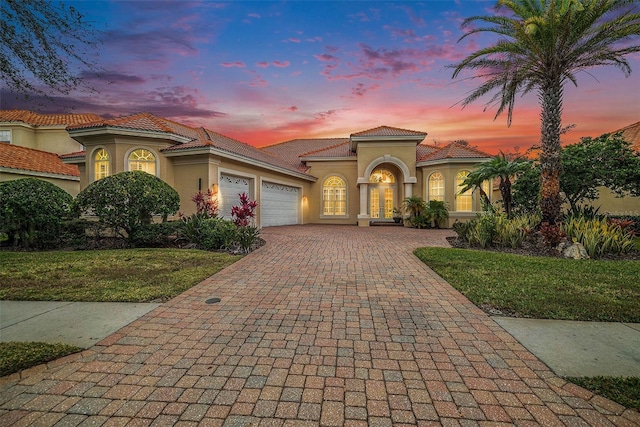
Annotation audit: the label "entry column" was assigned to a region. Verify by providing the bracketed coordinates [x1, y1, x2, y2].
[357, 182, 370, 227]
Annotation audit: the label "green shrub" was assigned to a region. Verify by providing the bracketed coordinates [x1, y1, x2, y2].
[452, 219, 474, 240]
[562, 216, 634, 257]
[410, 214, 432, 229]
[200, 218, 238, 250]
[495, 213, 541, 248]
[75, 171, 180, 243]
[130, 221, 184, 248]
[0, 178, 73, 248]
[608, 215, 640, 234]
[427, 200, 449, 228]
[468, 213, 498, 248]
[234, 226, 261, 253]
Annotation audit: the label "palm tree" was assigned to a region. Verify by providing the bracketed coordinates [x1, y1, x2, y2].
[401, 195, 427, 218]
[451, 0, 640, 224]
[459, 152, 530, 216]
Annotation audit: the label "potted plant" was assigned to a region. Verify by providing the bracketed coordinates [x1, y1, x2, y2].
[392, 207, 402, 223]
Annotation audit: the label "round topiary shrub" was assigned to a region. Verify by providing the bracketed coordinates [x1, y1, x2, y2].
[0, 178, 73, 248]
[75, 171, 180, 241]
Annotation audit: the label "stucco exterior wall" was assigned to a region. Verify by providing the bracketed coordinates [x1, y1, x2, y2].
[585, 188, 640, 216]
[1, 124, 83, 154]
[304, 159, 359, 225]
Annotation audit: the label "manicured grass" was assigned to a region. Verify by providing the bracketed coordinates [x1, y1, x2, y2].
[568, 377, 640, 410]
[634, 237, 640, 251]
[414, 248, 640, 322]
[0, 342, 81, 377]
[0, 249, 241, 302]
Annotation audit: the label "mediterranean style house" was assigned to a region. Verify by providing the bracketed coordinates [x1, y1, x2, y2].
[2, 110, 638, 227]
[0, 110, 493, 227]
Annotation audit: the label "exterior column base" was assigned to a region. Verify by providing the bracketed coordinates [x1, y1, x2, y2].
[357, 214, 371, 227]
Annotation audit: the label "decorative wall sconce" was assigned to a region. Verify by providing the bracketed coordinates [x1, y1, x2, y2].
[212, 183, 219, 195]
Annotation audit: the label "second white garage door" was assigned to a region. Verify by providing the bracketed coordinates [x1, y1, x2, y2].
[261, 182, 299, 227]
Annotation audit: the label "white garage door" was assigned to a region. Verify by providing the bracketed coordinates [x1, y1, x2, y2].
[261, 182, 299, 227]
[219, 174, 250, 220]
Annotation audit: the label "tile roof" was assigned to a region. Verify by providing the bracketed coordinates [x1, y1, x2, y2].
[261, 138, 349, 171]
[418, 141, 492, 162]
[416, 144, 440, 161]
[0, 143, 80, 177]
[67, 112, 202, 140]
[300, 141, 354, 158]
[351, 125, 427, 138]
[615, 121, 640, 152]
[0, 110, 101, 126]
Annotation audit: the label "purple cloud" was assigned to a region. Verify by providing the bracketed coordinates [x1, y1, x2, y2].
[272, 61, 290, 68]
[220, 61, 246, 68]
[256, 61, 269, 68]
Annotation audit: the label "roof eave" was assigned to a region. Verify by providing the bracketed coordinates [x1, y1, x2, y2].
[417, 157, 491, 167]
[0, 166, 80, 181]
[299, 156, 355, 162]
[163, 145, 317, 182]
[68, 126, 192, 144]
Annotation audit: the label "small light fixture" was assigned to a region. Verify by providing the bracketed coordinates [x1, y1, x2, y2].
[212, 183, 219, 195]
[302, 195, 308, 202]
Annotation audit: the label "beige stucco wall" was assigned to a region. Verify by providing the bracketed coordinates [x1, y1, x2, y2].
[584, 187, 640, 216]
[0, 170, 80, 196]
[0, 124, 83, 154]
[304, 159, 359, 225]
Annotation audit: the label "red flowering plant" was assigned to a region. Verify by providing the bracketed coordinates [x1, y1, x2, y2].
[231, 192, 258, 227]
[191, 189, 219, 218]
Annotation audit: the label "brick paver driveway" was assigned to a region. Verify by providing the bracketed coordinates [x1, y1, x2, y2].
[1, 225, 638, 426]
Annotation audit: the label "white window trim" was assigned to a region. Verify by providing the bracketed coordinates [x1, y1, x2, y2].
[91, 146, 111, 183]
[455, 170, 473, 212]
[427, 172, 445, 202]
[320, 173, 349, 219]
[0, 129, 11, 144]
[124, 147, 159, 176]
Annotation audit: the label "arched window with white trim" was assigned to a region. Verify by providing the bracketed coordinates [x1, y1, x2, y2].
[128, 149, 156, 175]
[322, 176, 347, 216]
[456, 170, 473, 211]
[428, 172, 444, 201]
[94, 148, 110, 181]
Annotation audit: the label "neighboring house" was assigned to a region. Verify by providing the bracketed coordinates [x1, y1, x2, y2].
[2, 110, 494, 227]
[589, 121, 640, 215]
[0, 110, 101, 196]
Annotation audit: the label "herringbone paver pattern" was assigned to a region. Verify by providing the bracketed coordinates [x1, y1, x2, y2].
[1, 225, 638, 426]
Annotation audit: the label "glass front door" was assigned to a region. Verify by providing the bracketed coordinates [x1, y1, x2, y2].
[369, 185, 395, 219]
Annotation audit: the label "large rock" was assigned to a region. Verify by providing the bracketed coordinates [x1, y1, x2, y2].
[559, 242, 590, 259]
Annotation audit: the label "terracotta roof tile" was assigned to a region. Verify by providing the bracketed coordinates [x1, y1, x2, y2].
[0, 144, 80, 177]
[66, 112, 202, 140]
[0, 110, 101, 126]
[351, 125, 426, 138]
[416, 144, 440, 161]
[418, 141, 491, 162]
[261, 138, 348, 171]
[300, 140, 353, 158]
[615, 121, 640, 152]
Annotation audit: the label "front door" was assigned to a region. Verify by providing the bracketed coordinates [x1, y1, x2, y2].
[369, 168, 397, 220]
[370, 185, 395, 219]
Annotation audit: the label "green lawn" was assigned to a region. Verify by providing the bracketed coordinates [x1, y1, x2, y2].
[0, 342, 82, 377]
[414, 247, 640, 322]
[0, 249, 241, 302]
[568, 377, 640, 410]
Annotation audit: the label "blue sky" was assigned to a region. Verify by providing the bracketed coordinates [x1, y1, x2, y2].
[5, 0, 640, 152]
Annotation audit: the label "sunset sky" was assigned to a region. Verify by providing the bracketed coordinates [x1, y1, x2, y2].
[4, 0, 639, 153]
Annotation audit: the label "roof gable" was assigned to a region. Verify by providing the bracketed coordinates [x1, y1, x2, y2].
[0, 143, 80, 177]
[418, 141, 492, 163]
[350, 125, 427, 138]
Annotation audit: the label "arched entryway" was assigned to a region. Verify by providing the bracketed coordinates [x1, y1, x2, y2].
[369, 168, 397, 220]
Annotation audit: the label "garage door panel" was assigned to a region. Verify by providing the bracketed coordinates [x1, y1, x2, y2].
[219, 174, 250, 220]
[261, 182, 299, 227]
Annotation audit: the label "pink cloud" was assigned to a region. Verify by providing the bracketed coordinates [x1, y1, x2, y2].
[314, 53, 337, 62]
[256, 61, 269, 68]
[272, 60, 290, 68]
[288, 38, 301, 43]
[220, 61, 246, 68]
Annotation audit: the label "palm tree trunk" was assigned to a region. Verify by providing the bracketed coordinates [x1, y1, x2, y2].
[539, 79, 563, 225]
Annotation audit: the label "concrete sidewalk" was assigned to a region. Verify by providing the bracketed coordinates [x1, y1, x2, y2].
[0, 301, 160, 348]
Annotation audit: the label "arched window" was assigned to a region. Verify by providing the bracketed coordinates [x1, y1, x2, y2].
[369, 169, 395, 183]
[428, 172, 444, 201]
[94, 149, 110, 181]
[322, 176, 346, 216]
[481, 180, 491, 203]
[456, 170, 473, 211]
[128, 149, 156, 175]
